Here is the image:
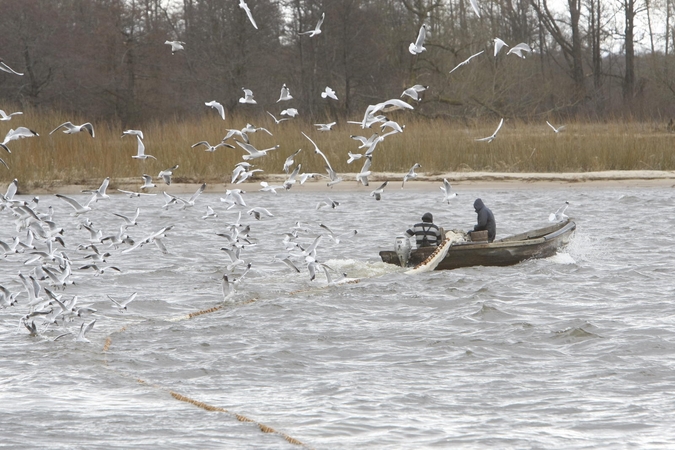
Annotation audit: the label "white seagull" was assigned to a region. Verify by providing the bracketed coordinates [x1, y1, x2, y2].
[130, 134, 156, 160]
[361, 99, 413, 128]
[0, 127, 39, 154]
[238, 0, 258, 30]
[315, 122, 336, 132]
[50, 121, 95, 138]
[0, 109, 22, 121]
[248, 207, 274, 220]
[235, 141, 280, 161]
[0, 59, 23, 76]
[546, 121, 566, 133]
[81, 177, 110, 202]
[165, 40, 185, 55]
[122, 129, 144, 139]
[507, 42, 532, 58]
[205, 100, 226, 120]
[140, 174, 156, 189]
[470, 0, 481, 17]
[277, 84, 292, 102]
[449, 50, 485, 74]
[321, 86, 338, 100]
[281, 108, 299, 117]
[440, 178, 458, 203]
[493, 38, 509, 57]
[283, 148, 302, 173]
[409, 24, 427, 55]
[402, 163, 421, 188]
[191, 141, 235, 152]
[475, 118, 504, 143]
[401, 84, 428, 102]
[108, 292, 138, 312]
[300, 12, 325, 37]
[55, 194, 95, 216]
[549, 201, 570, 222]
[75, 319, 97, 343]
[267, 111, 291, 124]
[239, 88, 257, 104]
[158, 164, 179, 185]
[370, 181, 388, 201]
[356, 155, 372, 186]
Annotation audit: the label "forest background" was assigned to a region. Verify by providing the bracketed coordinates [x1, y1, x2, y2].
[0, 0, 674, 185]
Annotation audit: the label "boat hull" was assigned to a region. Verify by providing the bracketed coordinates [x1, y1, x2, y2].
[379, 219, 576, 270]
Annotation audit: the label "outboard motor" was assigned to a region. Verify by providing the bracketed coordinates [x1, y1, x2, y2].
[394, 236, 412, 267]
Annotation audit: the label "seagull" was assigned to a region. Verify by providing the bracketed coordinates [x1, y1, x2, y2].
[440, 178, 458, 203]
[165, 40, 185, 54]
[381, 120, 404, 133]
[361, 99, 414, 129]
[122, 129, 144, 139]
[234, 166, 263, 184]
[283, 148, 302, 173]
[315, 122, 336, 132]
[140, 174, 156, 189]
[475, 118, 504, 143]
[321, 86, 338, 100]
[470, 0, 481, 16]
[55, 194, 95, 216]
[493, 38, 509, 57]
[175, 183, 206, 209]
[507, 42, 532, 58]
[370, 181, 388, 201]
[81, 177, 110, 201]
[0, 59, 23, 76]
[277, 83, 292, 102]
[191, 141, 235, 152]
[266, 111, 291, 124]
[402, 163, 421, 188]
[222, 275, 235, 300]
[222, 128, 250, 144]
[241, 123, 273, 136]
[546, 121, 566, 133]
[108, 292, 138, 312]
[259, 181, 285, 193]
[158, 165, 179, 185]
[0, 109, 22, 121]
[239, 0, 258, 29]
[113, 207, 140, 226]
[319, 224, 357, 244]
[281, 108, 299, 117]
[0, 127, 39, 154]
[248, 207, 273, 220]
[409, 24, 427, 55]
[117, 189, 156, 198]
[449, 50, 485, 74]
[202, 206, 218, 219]
[128, 134, 156, 160]
[75, 319, 97, 343]
[356, 155, 372, 186]
[235, 140, 280, 161]
[49, 122, 95, 138]
[283, 164, 302, 190]
[400, 84, 428, 102]
[300, 12, 325, 37]
[274, 255, 300, 273]
[205, 100, 226, 120]
[239, 88, 257, 104]
[347, 151, 363, 164]
[549, 201, 570, 222]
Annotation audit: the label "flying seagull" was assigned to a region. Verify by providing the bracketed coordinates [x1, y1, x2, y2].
[191, 141, 235, 152]
[239, 88, 257, 104]
[449, 50, 485, 74]
[401, 84, 428, 102]
[470, 0, 481, 17]
[300, 12, 325, 37]
[165, 40, 185, 55]
[50, 122, 95, 138]
[0, 59, 23, 76]
[475, 118, 504, 143]
[402, 163, 421, 188]
[409, 24, 427, 55]
[158, 165, 179, 185]
[315, 122, 336, 132]
[239, 0, 258, 29]
[321, 86, 338, 100]
[129, 134, 156, 160]
[0, 127, 39, 154]
[267, 111, 291, 124]
[549, 201, 570, 222]
[546, 121, 566, 133]
[507, 42, 532, 58]
[370, 181, 388, 201]
[205, 100, 226, 120]
[493, 38, 509, 57]
[440, 178, 458, 203]
[0, 109, 22, 121]
[277, 84, 292, 102]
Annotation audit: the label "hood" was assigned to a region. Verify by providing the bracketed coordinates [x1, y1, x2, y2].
[473, 198, 484, 212]
[421, 212, 433, 223]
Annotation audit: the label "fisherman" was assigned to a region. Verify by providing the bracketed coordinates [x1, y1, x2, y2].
[470, 198, 496, 242]
[406, 212, 442, 248]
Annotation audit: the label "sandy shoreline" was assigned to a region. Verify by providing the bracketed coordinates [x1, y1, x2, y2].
[15, 170, 675, 195]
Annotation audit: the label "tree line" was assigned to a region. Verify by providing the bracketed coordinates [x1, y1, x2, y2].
[0, 0, 674, 127]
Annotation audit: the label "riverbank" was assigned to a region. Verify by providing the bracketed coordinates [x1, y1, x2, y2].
[16, 170, 675, 195]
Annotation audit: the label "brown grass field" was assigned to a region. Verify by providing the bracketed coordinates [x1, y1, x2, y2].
[1, 107, 674, 191]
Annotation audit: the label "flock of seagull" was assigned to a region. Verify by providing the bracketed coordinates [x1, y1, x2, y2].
[0, 4, 571, 342]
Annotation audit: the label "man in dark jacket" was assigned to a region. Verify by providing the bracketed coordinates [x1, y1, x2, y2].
[406, 212, 442, 248]
[471, 198, 496, 242]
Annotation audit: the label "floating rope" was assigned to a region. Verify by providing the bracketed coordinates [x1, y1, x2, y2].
[101, 297, 310, 448]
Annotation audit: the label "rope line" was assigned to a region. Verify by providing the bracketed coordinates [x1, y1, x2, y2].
[101, 297, 310, 448]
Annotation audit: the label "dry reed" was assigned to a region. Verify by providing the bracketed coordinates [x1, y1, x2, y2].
[2, 107, 674, 189]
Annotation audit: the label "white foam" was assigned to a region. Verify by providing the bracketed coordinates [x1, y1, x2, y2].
[547, 251, 576, 265]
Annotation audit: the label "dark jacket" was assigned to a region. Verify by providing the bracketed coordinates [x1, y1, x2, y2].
[473, 198, 496, 242]
[406, 213, 442, 248]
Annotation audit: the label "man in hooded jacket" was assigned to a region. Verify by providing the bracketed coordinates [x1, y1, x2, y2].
[471, 198, 496, 242]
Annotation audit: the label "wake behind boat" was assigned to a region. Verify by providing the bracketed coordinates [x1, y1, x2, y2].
[380, 218, 576, 271]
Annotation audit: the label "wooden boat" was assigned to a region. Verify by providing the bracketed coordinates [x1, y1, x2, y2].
[379, 218, 576, 271]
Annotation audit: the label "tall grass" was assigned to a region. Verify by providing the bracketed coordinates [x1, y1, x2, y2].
[1, 107, 674, 189]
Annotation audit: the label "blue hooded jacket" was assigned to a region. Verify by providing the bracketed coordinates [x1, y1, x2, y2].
[473, 198, 496, 242]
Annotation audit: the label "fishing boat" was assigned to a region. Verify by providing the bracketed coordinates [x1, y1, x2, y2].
[380, 218, 576, 271]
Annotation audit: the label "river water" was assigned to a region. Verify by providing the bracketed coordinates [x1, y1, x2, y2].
[1, 182, 674, 449]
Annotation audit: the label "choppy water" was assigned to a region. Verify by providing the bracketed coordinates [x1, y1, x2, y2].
[1, 183, 675, 449]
